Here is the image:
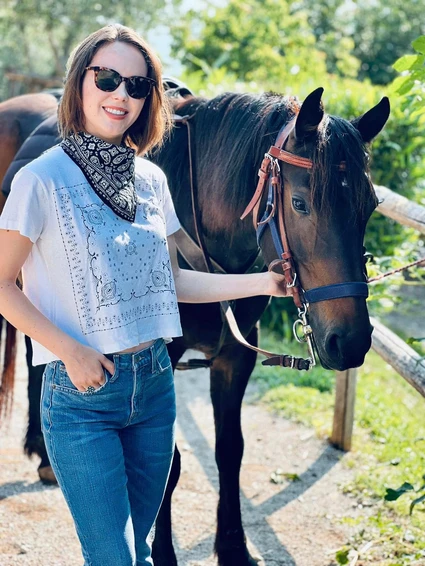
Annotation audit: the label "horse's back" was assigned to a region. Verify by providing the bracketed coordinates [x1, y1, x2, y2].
[0, 93, 58, 142]
[2, 114, 60, 197]
[0, 93, 59, 207]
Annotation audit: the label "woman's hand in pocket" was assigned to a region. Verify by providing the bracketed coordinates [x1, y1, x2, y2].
[61, 344, 115, 392]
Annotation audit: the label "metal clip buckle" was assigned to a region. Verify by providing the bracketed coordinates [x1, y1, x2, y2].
[287, 272, 297, 288]
[293, 319, 306, 343]
[292, 306, 317, 368]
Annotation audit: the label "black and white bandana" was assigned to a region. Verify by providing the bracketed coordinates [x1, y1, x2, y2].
[61, 132, 137, 222]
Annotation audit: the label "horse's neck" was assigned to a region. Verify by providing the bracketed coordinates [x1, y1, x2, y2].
[203, 228, 260, 274]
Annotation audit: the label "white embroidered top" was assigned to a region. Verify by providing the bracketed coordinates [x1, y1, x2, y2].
[0, 146, 183, 365]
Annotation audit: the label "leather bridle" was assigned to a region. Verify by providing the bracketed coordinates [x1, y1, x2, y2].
[239, 118, 371, 368]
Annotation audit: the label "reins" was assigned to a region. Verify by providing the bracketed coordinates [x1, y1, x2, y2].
[172, 111, 425, 371]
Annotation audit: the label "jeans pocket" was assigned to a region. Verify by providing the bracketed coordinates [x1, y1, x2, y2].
[55, 362, 109, 396]
[104, 356, 119, 383]
[41, 362, 55, 432]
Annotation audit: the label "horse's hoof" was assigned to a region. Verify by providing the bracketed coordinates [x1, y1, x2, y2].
[38, 465, 57, 485]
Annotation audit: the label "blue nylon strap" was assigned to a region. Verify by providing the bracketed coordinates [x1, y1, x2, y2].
[256, 172, 285, 258]
[269, 218, 285, 257]
[256, 220, 267, 244]
[303, 282, 369, 304]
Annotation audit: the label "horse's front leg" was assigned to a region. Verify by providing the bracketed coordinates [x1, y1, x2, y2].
[152, 338, 187, 566]
[152, 446, 181, 566]
[23, 336, 56, 484]
[211, 327, 259, 566]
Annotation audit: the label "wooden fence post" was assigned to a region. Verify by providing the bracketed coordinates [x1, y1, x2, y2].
[331, 368, 358, 451]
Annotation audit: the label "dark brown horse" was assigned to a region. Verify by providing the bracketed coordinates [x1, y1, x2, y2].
[0, 87, 389, 565]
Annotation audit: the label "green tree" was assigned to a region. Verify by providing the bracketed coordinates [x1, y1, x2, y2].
[300, 0, 425, 85]
[170, 0, 328, 86]
[299, 0, 360, 78]
[0, 0, 181, 100]
[350, 0, 425, 85]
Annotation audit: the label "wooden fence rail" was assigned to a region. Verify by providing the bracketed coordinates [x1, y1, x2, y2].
[374, 184, 425, 235]
[370, 317, 425, 397]
[331, 185, 425, 451]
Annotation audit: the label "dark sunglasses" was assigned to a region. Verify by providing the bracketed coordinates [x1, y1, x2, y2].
[85, 66, 156, 99]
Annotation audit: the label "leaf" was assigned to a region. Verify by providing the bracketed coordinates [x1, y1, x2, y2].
[396, 77, 416, 96]
[393, 54, 421, 72]
[410, 55, 425, 71]
[406, 336, 425, 344]
[385, 482, 415, 501]
[410, 493, 425, 515]
[270, 470, 301, 483]
[335, 548, 350, 565]
[412, 36, 425, 55]
[283, 473, 301, 481]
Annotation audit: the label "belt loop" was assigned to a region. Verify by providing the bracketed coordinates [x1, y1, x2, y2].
[150, 341, 156, 375]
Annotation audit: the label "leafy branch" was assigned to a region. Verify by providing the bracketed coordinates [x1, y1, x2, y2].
[392, 36, 425, 116]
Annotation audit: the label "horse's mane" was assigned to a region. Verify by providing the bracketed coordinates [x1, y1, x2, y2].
[168, 92, 377, 226]
[311, 115, 378, 220]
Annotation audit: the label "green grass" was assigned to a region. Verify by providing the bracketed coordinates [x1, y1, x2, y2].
[252, 330, 425, 565]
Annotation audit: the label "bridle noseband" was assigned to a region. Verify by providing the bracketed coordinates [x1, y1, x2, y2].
[241, 118, 369, 368]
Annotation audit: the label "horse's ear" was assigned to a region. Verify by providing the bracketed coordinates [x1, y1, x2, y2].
[295, 87, 325, 141]
[351, 97, 390, 143]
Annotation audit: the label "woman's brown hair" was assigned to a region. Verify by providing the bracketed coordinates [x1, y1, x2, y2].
[58, 24, 171, 155]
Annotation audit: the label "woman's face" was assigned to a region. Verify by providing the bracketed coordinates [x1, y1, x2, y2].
[81, 41, 148, 145]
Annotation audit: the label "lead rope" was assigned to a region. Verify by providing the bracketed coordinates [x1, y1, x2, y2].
[368, 257, 425, 283]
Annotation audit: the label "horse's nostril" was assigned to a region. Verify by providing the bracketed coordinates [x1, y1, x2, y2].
[323, 326, 373, 370]
[326, 332, 341, 359]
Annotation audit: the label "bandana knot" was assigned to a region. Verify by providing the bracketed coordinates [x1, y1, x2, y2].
[61, 132, 137, 222]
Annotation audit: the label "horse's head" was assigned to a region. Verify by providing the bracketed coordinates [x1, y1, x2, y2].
[259, 88, 390, 370]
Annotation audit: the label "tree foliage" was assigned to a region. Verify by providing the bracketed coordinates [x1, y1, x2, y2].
[172, 0, 425, 86]
[299, 0, 425, 84]
[170, 0, 328, 85]
[350, 0, 425, 85]
[297, 0, 360, 79]
[0, 0, 181, 99]
[392, 35, 425, 116]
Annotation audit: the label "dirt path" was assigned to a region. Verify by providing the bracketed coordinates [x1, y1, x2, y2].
[0, 336, 366, 566]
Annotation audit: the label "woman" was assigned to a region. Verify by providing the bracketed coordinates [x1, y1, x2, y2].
[0, 24, 289, 565]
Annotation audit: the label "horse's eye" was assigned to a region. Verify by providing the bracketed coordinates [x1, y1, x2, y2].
[292, 197, 308, 214]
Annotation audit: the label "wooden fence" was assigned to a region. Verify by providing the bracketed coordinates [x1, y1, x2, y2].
[331, 184, 425, 450]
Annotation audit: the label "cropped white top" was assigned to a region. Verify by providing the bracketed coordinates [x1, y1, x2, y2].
[0, 146, 182, 365]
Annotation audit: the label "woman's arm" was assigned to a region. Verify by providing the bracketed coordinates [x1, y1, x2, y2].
[0, 229, 114, 390]
[168, 234, 290, 303]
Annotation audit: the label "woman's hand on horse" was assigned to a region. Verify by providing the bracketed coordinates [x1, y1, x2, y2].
[266, 271, 293, 298]
[61, 344, 115, 392]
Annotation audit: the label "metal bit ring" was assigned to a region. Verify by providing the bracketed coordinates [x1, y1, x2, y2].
[85, 385, 96, 393]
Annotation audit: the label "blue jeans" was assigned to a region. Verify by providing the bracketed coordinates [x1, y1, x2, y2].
[41, 338, 176, 566]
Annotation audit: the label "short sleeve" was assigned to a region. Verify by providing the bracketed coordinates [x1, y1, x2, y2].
[161, 175, 181, 236]
[0, 168, 46, 243]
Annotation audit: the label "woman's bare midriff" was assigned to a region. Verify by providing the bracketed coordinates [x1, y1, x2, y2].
[114, 339, 155, 354]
